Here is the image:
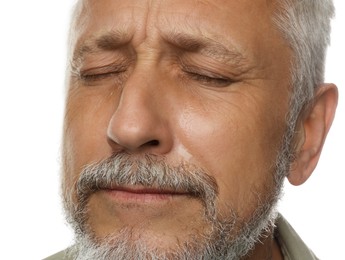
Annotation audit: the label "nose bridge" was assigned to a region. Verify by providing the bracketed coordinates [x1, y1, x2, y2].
[107, 65, 172, 154]
[116, 70, 160, 128]
[124, 67, 155, 107]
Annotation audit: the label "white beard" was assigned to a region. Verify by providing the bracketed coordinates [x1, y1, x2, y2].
[67, 205, 279, 260]
[63, 149, 287, 260]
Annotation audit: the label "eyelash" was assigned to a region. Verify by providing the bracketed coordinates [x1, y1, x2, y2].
[80, 71, 123, 82]
[184, 71, 233, 86]
[77, 64, 127, 85]
[77, 64, 234, 88]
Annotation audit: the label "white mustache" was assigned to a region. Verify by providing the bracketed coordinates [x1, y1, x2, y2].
[75, 153, 219, 218]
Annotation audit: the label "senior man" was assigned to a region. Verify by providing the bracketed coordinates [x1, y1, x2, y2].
[46, 0, 338, 259]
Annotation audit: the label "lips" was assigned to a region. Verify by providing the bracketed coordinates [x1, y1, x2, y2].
[107, 185, 187, 194]
[102, 185, 190, 203]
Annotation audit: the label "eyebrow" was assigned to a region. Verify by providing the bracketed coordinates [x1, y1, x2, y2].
[71, 29, 132, 66]
[161, 31, 251, 68]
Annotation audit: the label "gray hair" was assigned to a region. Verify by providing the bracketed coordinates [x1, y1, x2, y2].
[274, 0, 334, 126]
[272, 0, 335, 171]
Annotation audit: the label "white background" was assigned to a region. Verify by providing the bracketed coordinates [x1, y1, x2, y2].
[0, 1, 343, 259]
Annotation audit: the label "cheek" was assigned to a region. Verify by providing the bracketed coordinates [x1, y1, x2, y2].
[175, 91, 287, 218]
[63, 88, 116, 184]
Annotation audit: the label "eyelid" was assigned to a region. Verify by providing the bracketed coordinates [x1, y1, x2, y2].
[180, 64, 235, 87]
[68, 61, 128, 87]
[74, 59, 131, 84]
[79, 62, 128, 77]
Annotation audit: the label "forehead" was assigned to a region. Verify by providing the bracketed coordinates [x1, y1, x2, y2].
[76, 0, 276, 24]
[74, 0, 280, 48]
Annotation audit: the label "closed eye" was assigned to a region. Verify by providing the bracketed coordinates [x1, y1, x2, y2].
[77, 62, 129, 85]
[185, 71, 234, 87]
[80, 71, 124, 82]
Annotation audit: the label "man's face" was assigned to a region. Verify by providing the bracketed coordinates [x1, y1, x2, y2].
[63, 0, 292, 258]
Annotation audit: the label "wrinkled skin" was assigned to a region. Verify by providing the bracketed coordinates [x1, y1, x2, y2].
[62, 0, 338, 259]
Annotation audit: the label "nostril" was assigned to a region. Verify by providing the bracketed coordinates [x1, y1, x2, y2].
[139, 140, 159, 149]
[147, 140, 159, 146]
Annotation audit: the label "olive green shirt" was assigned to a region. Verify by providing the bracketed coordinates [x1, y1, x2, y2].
[275, 215, 319, 260]
[44, 214, 318, 260]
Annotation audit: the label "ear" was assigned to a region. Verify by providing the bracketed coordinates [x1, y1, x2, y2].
[288, 83, 338, 186]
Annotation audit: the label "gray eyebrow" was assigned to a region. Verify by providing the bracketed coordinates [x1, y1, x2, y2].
[161, 31, 250, 68]
[71, 29, 132, 67]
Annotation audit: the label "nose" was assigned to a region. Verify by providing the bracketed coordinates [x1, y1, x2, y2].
[107, 71, 173, 155]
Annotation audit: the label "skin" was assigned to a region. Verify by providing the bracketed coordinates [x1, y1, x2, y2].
[63, 0, 338, 258]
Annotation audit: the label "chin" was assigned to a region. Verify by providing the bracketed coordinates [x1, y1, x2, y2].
[67, 203, 279, 260]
